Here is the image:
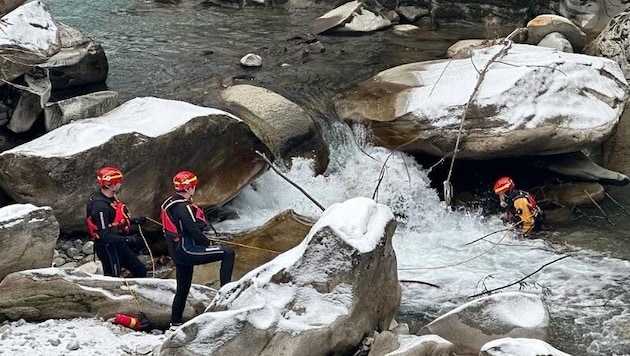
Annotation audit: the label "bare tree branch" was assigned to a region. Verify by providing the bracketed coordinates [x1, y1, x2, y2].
[584, 189, 614, 226]
[255, 150, 326, 212]
[468, 255, 570, 298]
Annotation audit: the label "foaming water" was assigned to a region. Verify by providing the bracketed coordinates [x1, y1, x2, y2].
[216, 124, 630, 355]
[45, 1, 630, 354]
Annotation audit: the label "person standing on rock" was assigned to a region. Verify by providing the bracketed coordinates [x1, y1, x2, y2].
[86, 166, 148, 278]
[160, 170, 235, 329]
[493, 176, 545, 237]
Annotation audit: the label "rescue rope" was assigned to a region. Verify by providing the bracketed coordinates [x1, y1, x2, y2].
[146, 217, 281, 255]
[206, 236, 281, 255]
[442, 32, 518, 206]
[462, 221, 522, 246]
[398, 230, 510, 270]
[137, 225, 156, 277]
[122, 278, 143, 314]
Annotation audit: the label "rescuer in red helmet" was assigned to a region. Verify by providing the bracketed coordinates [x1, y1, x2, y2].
[493, 176, 544, 236]
[85, 166, 147, 277]
[160, 170, 235, 329]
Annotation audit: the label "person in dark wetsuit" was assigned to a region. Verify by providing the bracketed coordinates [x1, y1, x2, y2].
[86, 166, 147, 278]
[160, 170, 235, 329]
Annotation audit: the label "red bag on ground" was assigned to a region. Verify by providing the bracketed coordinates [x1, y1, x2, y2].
[113, 313, 151, 331]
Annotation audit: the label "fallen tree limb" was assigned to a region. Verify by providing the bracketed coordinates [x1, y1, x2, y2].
[255, 150, 326, 212]
[468, 255, 570, 298]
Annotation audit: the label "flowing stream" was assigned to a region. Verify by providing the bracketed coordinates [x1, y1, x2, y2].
[46, 1, 630, 355]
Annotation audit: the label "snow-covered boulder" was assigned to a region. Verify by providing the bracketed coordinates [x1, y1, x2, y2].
[158, 197, 401, 356]
[308, 1, 391, 35]
[418, 292, 549, 355]
[0, 268, 215, 328]
[585, 11, 630, 81]
[368, 332, 454, 356]
[0, 1, 60, 83]
[333, 43, 628, 159]
[480, 337, 572, 356]
[0, 97, 271, 231]
[0, 204, 59, 281]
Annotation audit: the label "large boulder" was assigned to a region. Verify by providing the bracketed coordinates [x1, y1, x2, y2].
[549, 0, 629, 37]
[158, 197, 401, 356]
[368, 332, 455, 356]
[526, 14, 586, 52]
[480, 337, 571, 356]
[0, 1, 60, 83]
[333, 44, 628, 159]
[0, 268, 215, 329]
[41, 22, 109, 90]
[308, 1, 391, 35]
[0, 97, 271, 231]
[6, 67, 51, 133]
[585, 11, 630, 81]
[530, 151, 629, 185]
[418, 292, 549, 355]
[205, 84, 330, 174]
[0, 204, 58, 281]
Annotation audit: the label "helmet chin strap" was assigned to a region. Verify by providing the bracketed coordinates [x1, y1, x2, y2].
[499, 194, 507, 208]
[102, 184, 120, 196]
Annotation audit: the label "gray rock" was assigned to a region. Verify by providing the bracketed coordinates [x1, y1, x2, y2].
[44, 91, 119, 132]
[205, 84, 329, 174]
[526, 14, 585, 52]
[0, 268, 215, 329]
[418, 292, 549, 355]
[537, 32, 573, 52]
[0, 97, 271, 231]
[585, 11, 630, 81]
[239, 53, 262, 67]
[480, 337, 572, 356]
[333, 44, 628, 159]
[159, 197, 400, 356]
[0, 2, 60, 84]
[369, 332, 454, 356]
[0, 204, 59, 281]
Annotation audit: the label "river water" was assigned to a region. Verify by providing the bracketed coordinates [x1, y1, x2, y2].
[46, 0, 630, 355]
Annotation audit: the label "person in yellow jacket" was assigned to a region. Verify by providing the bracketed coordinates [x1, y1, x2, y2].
[493, 176, 544, 236]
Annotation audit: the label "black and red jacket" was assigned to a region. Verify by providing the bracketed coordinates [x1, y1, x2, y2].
[160, 194, 209, 247]
[86, 191, 132, 244]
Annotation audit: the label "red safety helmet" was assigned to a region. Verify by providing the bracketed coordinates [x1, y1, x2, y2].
[97, 166, 124, 187]
[173, 171, 198, 191]
[493, 176, 515, 195]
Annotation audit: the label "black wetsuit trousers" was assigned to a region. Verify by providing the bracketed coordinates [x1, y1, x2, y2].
[94, 241, 147, 278]
[171, 245, 235, 324]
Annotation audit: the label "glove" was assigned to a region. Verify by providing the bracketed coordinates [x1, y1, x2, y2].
[124, 234, 141, 245]
[136, 312, 151, 331]
[131, 216, 147, 225]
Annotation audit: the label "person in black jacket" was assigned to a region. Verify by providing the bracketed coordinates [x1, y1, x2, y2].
[160, 170, 235, 328]
[86, 166, 147, 278]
